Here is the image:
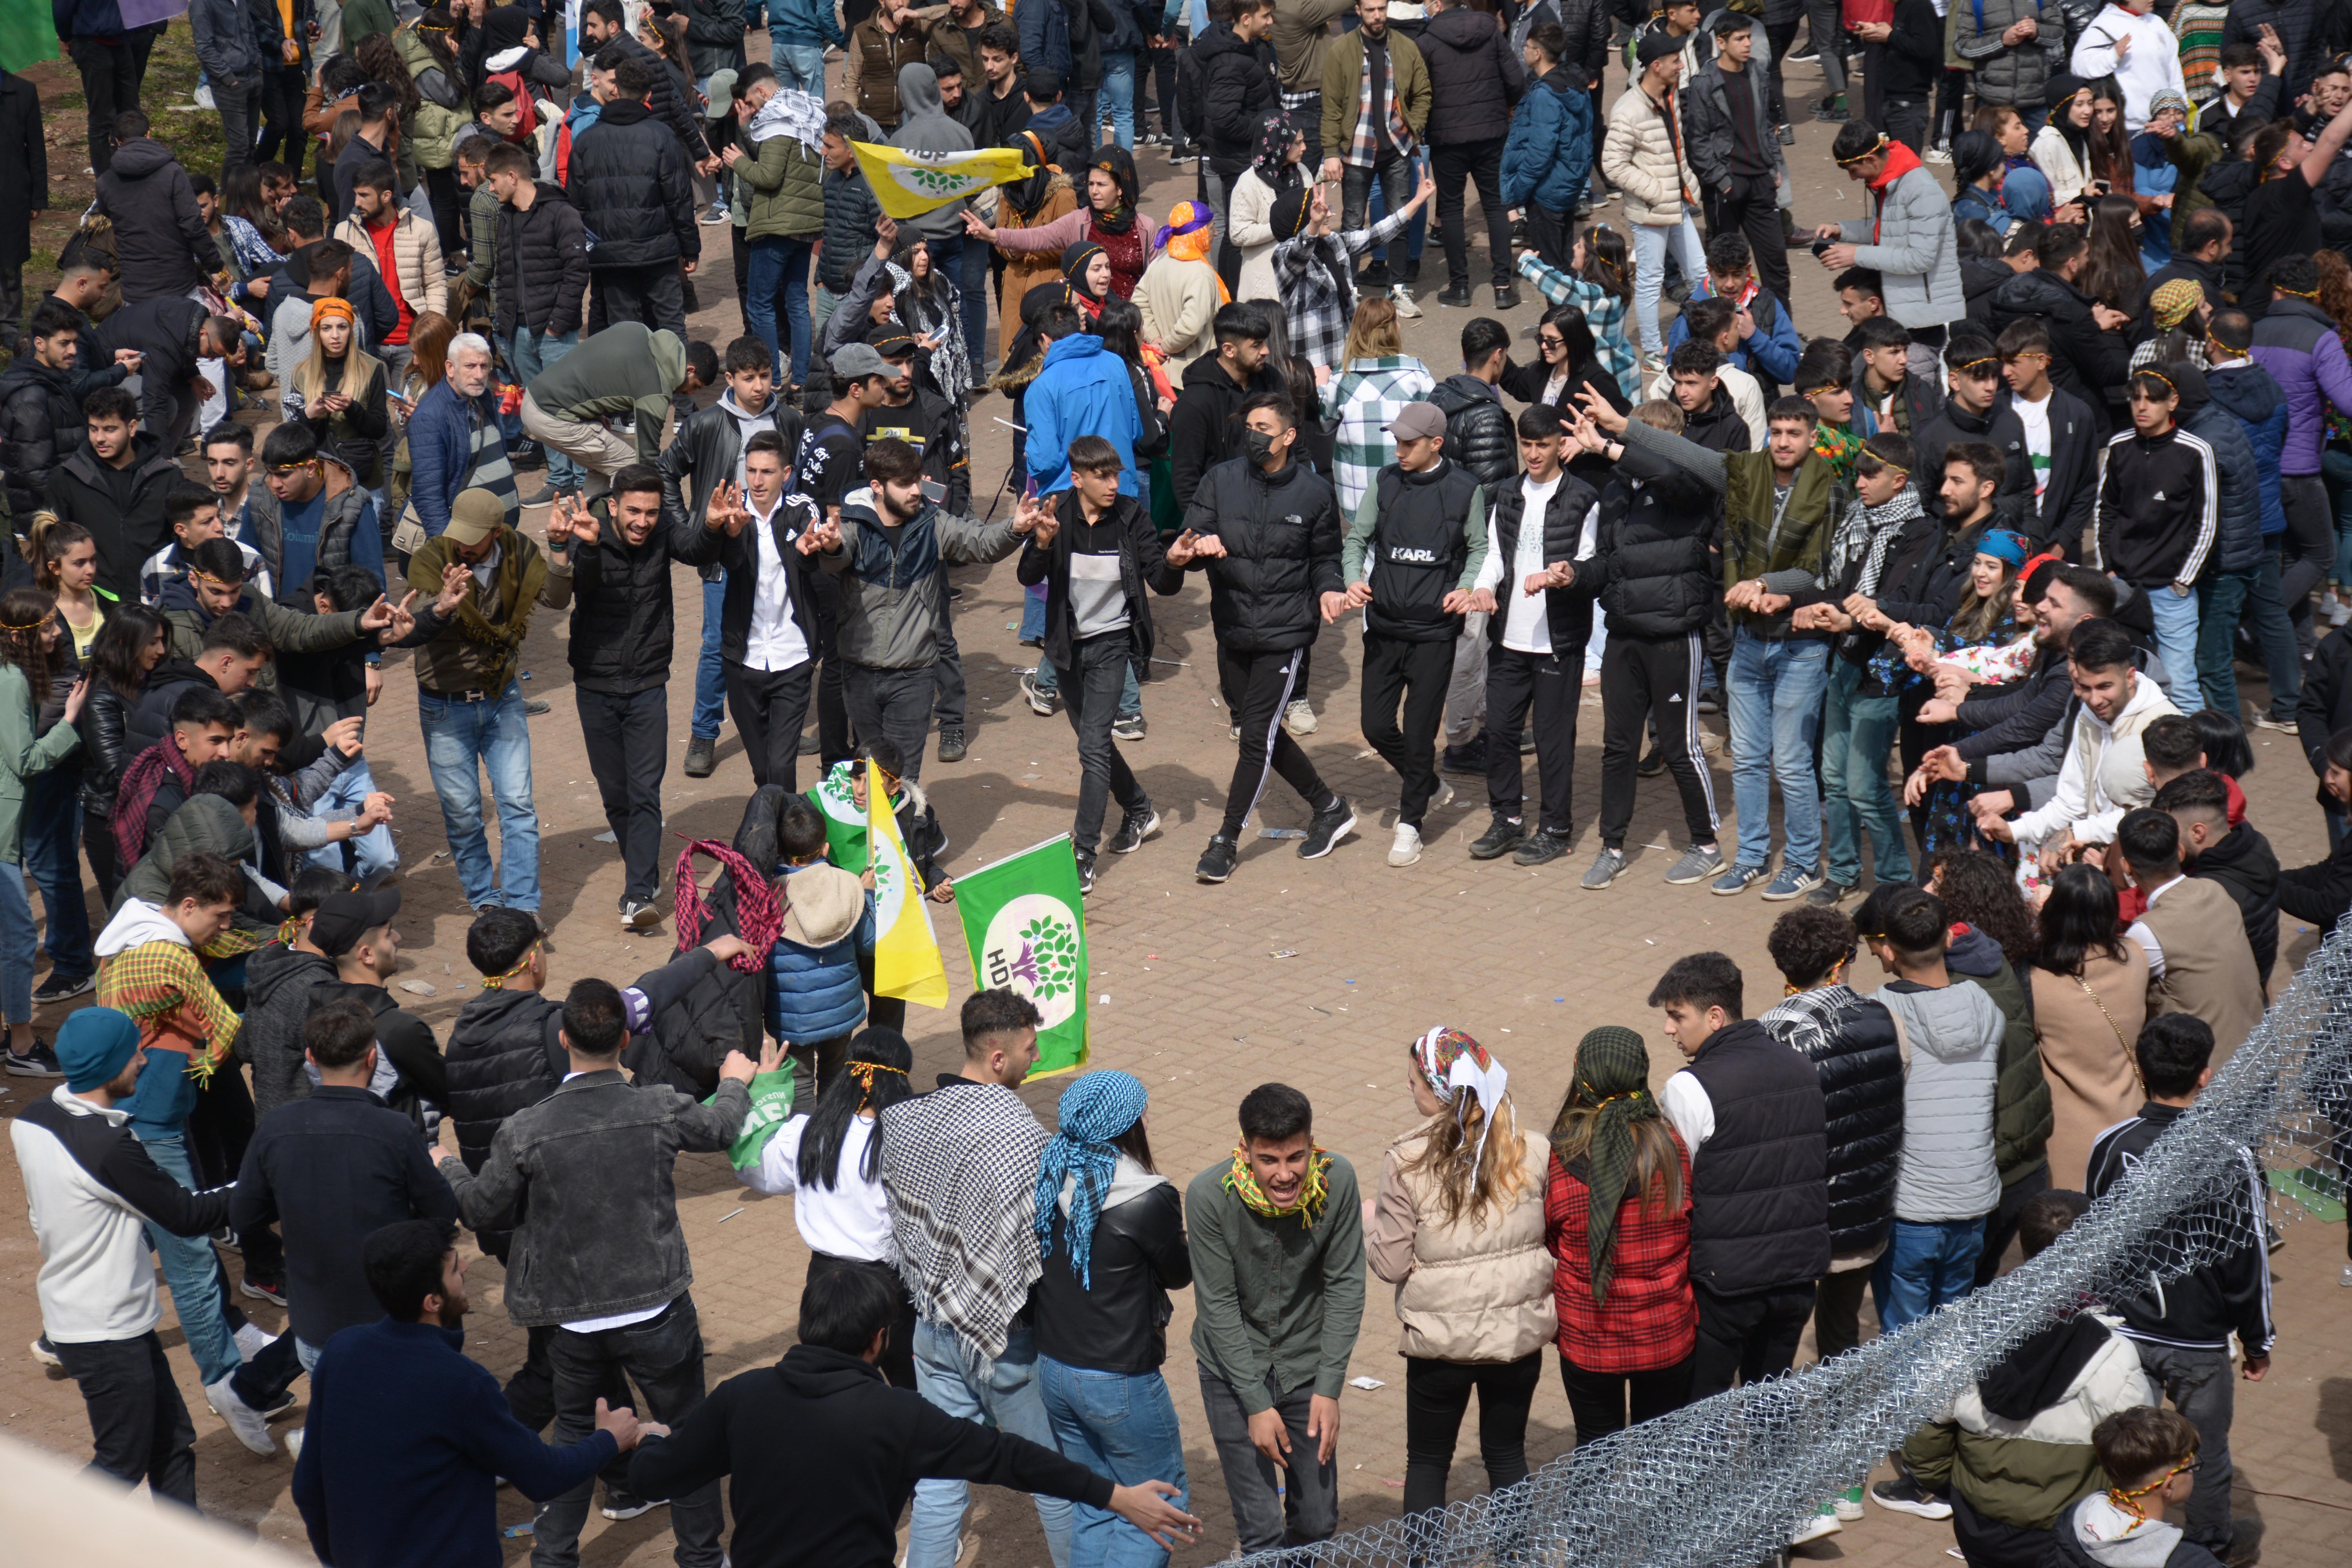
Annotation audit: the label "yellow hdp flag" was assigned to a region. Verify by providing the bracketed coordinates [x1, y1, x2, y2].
[867, 759, 951, 1007]
[851, 141, 1034, 220]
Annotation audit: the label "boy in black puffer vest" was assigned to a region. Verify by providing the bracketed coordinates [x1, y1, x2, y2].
[1572, 398, 1725, 889]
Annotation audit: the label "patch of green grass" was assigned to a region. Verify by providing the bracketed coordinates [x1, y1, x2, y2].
[134, 27, 228, 178]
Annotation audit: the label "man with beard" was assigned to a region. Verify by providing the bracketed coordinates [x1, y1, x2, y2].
[860, 325, 975, 762]
[292, 1218, 648, 1567]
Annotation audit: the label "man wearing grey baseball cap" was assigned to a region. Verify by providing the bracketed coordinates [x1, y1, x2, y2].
[1340, 401, 1492, 867]
[403, 487, 577, 917]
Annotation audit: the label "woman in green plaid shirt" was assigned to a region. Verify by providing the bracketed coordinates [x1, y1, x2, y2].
[1329, 296, 1439, 515]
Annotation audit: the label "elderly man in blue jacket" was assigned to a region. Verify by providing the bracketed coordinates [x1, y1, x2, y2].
[1499, 19, 1594, 272]
[404, 332, 520, 550]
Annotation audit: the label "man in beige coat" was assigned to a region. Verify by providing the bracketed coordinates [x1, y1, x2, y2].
[1602, 30, 1704, 367]
[2118, 808, 2268, 1069]
[333, 158, 447, 381]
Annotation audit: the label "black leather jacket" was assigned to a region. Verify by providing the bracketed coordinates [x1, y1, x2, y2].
[76, 677, 141, 818]
[1033, 1180, 1191, 1374]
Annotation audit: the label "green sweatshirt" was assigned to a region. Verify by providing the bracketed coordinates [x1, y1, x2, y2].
[522, 321, 688, 466]
[1185, 1155, 1367, 1413]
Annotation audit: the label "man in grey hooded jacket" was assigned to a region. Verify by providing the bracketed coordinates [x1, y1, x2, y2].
[1813, 120, 1967, 386]
[888, 63, 986, 376]
[1856, 884, 2004, 1332]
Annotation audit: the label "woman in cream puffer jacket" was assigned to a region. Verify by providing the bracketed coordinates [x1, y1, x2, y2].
[1367, 1029, 1557, 1525]
[1600, 81, 1699, 229]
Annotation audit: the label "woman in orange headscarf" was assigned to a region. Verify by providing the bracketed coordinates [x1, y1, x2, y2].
[986, 131, 1080, 361]
[1135, 201, 1227, 376]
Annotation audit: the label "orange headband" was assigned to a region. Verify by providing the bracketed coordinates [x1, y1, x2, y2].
[311, 296, 356, 331]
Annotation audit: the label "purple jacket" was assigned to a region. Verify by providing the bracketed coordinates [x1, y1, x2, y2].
[2249, 297, 2352, 475]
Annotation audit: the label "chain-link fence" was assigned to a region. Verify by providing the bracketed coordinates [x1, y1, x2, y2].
[1230, 927, 2352, 1568]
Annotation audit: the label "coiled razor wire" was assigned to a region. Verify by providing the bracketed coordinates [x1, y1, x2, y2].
[1229, 923, 2352, 1568]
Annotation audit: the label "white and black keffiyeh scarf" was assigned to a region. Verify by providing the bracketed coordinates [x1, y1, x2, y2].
[879, 1082, 1051, 1360]
[1760, 984, 1867, 1063]
[1827, 485, 1924, 599]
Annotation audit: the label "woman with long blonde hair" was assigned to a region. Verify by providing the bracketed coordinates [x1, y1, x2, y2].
[289, 297, 391, 487]
[1328, 295, 1436, 516]
[1543, 1025, 1694, 1444]
[1367, 1027, 1555, 1525]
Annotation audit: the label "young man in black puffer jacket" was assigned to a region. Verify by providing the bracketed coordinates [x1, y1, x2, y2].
[1192, 0, 1279, 284]
[1575, 399, 1724, 889]
[1174, 388, 1354, 883]
[1427, 317, 1521, 485]
[1758, 906, 1902, 1366]
[569, 52, 699, 338]
[1417, 0, 1525, 307]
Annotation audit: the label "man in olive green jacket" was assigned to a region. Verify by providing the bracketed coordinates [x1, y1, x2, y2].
[518, 320, 715, 497]
[723, 67, 827, 389]
[1319, 4, 1432, 245]
[1184, 1082, 1365, 1555]
[156, 538, 394, 695]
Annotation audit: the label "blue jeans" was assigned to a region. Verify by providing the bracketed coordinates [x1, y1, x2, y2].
[2140, 580, 2204, 712]
[922, 230, 986, 388]
[1021, 581, 1049, 641]
[304, 759, 398, 886]
[695, 573, 728, 740]
[1630, 216, 1707, 358]
[1033, 652, 1142, 718]
[24, 767, 92, 981]
[417, 681, 540, 911]
[746, 233, 816, 390]
[1040, 1357, 1187, 1568]
[137, 1132, 243, 1387]
[769, 37, 827, 94]
[1820, 658, 1911, 889]
[1727, 630, 1828, 873]
[1100, 49, 1138, 149]
[2199, 558, 2301, 723]
[510, 328, 583, 490]
[1873, 1216, 1985, 1332]
[907, 1320, 1073, 1568]
[0, 862, 33, 1024]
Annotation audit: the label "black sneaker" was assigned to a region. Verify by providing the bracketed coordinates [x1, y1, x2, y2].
[1492, 285, 1521, 310]
[1436, 285, 1477, 308]
[32, 972, 95, 1005]
[240, 1278, 289, 1307]
[936, 726, 967, 763]
[1513, 828, 1572, 866]
[1869, 1475, 1953, 1520]
[1298, 797, 1356, 859]
[1074, 849, 1097, 895]
[1441, 735, 1489, 775]
[798, 731, 820, 755]
[1109, 804, 1160, 853]
[1468, 813, 1524, 860]
[5, 1046, 63, 1078]
[1636, 746, 1666, 778]
[682, 735, 717, 778]
[1195, 834, 1239, 883]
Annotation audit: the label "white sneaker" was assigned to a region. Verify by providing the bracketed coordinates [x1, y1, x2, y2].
[1283, 699, 1319, 735]
[287, 1428, 304, 1464]
[1389, 822, 1424, 866]
[1790, 1507, 1844, 1544]
[1390, 282, 1423, 319]
[233, 1322, 277, 1359]
[1430, 779, 1453, 812]
[30, 1337, 62, 1369]
[2332, 598, 2352, 627]
[205, 1375, 277, 1455]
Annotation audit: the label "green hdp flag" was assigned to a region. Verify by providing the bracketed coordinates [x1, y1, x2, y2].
[805, 760, 869, 874]
[0, 8, 62, 73]
[954, 835, 1089, 1078]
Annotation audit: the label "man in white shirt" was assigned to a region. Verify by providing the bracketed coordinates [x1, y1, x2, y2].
[1978, 617, 2179, 870]
[2068, 0, 2187, 130]
[700, 430, 839, 789]
[1464, 405, 1601, 865]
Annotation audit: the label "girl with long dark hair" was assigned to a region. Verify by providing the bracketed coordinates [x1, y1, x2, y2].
[74, 605, 165, 904]
[1513, 225, 1642, 401]
[0, 585, 89, 1072]
[2031, 76, 2096, 211]
[2029, 862, 2150, 1185]
[2080, 193, 2148, 315]
[18, 518, 100, 997]
[972, 145, 1165, 303]
[740, 1025, 919, 1386]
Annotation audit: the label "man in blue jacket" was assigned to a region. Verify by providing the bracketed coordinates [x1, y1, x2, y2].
[1499, 20, 1593, 272]
[2200, 310, 2300, 731]
[1667, 231, 1803, 393]
[293, 1218, 649, 1568]
[1024, 300, 1145, 497]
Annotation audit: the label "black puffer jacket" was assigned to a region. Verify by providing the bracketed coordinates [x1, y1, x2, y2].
[1986, 268, 2130, 429]
[818, 165, 882, 293]
[2192, 819, 2281, 980]
[1960, 252, 2010, 330]
[2223, 0, 2334, 100]
[0, 357, 88, 527]
[1486, 464, 1601, 647]
[1550, 0, 1614, 82]
[45, 434, 183, 607]
[1759, 985, 1902, 1259]
[1176, 455, 1345, 654]
[1418, 5, 1524, 146]
[568, 98, 699, 268]
[1034, 1179, 1191, 1375]
[1427, 374, 1517, 486]
[1589, 467, 1715, 637]
[1196, 22, 1278, 182]
[605, 31, 714, 164]
[443, 984, 566, 1261]
[493, 183, 590, 339]
[93, 137, 216, 302]
[568, 498, 725, 694]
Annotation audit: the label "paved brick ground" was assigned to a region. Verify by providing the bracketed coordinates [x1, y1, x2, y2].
[5, 42, 2352, 1568]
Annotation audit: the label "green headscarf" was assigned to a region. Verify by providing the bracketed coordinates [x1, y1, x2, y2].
[1550, 1026, 1662, 1307]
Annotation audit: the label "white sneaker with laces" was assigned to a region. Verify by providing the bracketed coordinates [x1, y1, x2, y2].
[1283, 699, 1319, 735]
[1389, 822, 1423, 866]
[1390, 282, 1423, 319]
[205, 1376, 276, 1455]
[233, 1322, 277, 1359]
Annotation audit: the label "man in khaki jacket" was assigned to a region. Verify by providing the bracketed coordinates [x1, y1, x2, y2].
[332, 158, 447, 382]
[1273, 0, 1358, 165]
[1601, 29, 1703, 365]
[1318, 0, 1430, 296]
[2118, 808, 2268, 1069]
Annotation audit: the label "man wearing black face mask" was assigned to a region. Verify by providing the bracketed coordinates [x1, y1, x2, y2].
[1172, 390, 1355, 883]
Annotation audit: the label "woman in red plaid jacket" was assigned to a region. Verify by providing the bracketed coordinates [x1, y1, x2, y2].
[1544, 1024, 1698, 1443]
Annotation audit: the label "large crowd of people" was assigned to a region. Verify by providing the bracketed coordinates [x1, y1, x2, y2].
[3, 0, 2346, 1564]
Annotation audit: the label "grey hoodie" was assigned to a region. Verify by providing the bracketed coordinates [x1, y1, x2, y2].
[1877, 977, 2004, 1223]
[887, 64, 976, 242]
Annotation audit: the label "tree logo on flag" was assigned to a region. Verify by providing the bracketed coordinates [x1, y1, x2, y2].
[981, 893, 1082, 1029]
